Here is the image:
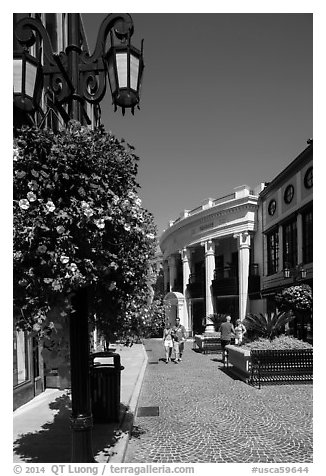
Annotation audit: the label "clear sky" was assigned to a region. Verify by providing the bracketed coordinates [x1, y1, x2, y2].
[81, 13, 312, 238]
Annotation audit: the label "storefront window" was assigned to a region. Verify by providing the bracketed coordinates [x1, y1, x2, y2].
[302, 208, 313, 264]
[283, 218, 297, 268]
[267, 228, 279, 275]
[13, 330, 29, 387]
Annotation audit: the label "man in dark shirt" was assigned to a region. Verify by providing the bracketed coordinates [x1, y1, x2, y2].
[172, 318, 187, 363]
[219, 316, 235, 363]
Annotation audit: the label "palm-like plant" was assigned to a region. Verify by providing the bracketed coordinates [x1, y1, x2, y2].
[243, 311, 295, 340]
[207, 313, 229, 331]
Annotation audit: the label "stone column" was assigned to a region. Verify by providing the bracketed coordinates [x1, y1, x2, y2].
[204, 239, 215, 332]
[181, 248, 191, 334]
[163, 260, 169, 294]
[168, 255, 177, 292]
[234, 232, 251, 321]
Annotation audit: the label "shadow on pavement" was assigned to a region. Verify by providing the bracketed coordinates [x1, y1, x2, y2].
[218, 366, 244, 381]
[13, 393, 134, 463]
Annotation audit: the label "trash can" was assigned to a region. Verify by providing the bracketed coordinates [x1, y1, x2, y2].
[90, 351, 124, 423]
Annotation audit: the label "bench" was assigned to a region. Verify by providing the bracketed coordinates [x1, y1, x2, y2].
[249, 349, 313, 389]
[194, 335, 222, 354]
[201, 337, 222, 354]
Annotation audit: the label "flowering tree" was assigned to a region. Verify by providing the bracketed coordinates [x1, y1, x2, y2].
[275, 284, 313, 313]
[13, 122, 157, 343]
[120, 268, 167, 341]
[275, 284, 313, 340]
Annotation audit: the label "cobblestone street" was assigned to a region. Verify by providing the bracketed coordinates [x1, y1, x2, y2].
[125, 338, 313, 464]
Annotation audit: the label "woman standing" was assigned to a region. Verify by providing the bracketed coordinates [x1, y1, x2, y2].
[162, 322, 173, 363]
[234, 319, 247, 345]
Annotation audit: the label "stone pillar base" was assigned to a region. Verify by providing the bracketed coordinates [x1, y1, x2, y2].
[204, 323, 215, 333]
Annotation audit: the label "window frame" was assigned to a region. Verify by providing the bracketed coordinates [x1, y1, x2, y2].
[266, 227, 279, 275]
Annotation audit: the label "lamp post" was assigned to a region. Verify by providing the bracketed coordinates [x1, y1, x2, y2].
[14, 13, 144, 123]
[14, 13, 144, 462]
[283, 263, 307, 281]
[282, 263, 308, 340]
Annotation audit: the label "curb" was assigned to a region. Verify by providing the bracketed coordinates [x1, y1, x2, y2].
[108, 344, 148, 463]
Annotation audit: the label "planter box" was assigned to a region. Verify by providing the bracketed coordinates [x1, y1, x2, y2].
[226, 345, 313, 387]
[225, 345, 251, 381]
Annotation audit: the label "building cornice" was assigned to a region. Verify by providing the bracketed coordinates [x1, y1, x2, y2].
[160, 195, 258, 248]
[160, 195, 258, 256]
[259, 142, 313, 199]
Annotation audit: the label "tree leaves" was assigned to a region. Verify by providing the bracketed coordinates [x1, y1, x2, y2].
[13, 122, 158, 339]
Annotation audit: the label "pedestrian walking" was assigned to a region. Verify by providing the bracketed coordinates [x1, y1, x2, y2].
[172, 317, 187, 363]
[219, 315, 235, 363]
[234, 319, 246, 345]
[162, 322, 173, 363]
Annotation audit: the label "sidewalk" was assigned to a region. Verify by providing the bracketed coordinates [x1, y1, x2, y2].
[13, 343, 148, 463]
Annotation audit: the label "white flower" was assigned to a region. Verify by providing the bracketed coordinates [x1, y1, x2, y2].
[83, 208, 94, 217]
[46, 200, 56, 212]
[135, 197, 142, 206]
[95, 219, 105, 229]
[146, 233, 155, 240]
[13, 147, 21, 161]
[70, 263, 78, 272]
[124, 223, 131, 232]
[52, 281, 61, 291]
[56, 226, 65, 234]
[28, 180, 38, 191]
[27, 191, 37, 202]
[37, 245, 47, 253]
[60, 255, 70, 264]
[19, 199, 30, 210]
[109, 281, 116, 291]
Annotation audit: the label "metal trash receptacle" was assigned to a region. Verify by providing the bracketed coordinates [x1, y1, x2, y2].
[90, 352, 124, 423]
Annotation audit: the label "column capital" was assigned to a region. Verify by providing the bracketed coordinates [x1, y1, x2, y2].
[201, 239, 215, 255]
[180, 247, 191, 262]
[233, 231, 251, 249]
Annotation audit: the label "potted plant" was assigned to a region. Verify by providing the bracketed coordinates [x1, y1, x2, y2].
[226, 311, 312, 383]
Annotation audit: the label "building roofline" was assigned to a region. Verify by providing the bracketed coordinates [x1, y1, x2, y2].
[259, 140, 313, 198]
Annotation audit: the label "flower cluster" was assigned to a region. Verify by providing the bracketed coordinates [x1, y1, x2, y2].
[275, 284, 313, 313]
[13, 123, 158, 337]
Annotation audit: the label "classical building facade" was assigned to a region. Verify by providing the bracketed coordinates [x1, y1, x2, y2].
[159, 184, 266, 335]
[159, 141, 313, 337]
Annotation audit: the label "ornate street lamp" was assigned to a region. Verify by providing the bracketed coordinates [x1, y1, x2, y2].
[106, 33, 144, 114]
[14, 13, 144, 124]
[13, 13, 144, 463]
[13, 49, 42, 113]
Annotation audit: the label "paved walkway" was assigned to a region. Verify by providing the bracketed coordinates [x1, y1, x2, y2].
[125, 338, 313, 464]
[13, 343, 147, 463]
